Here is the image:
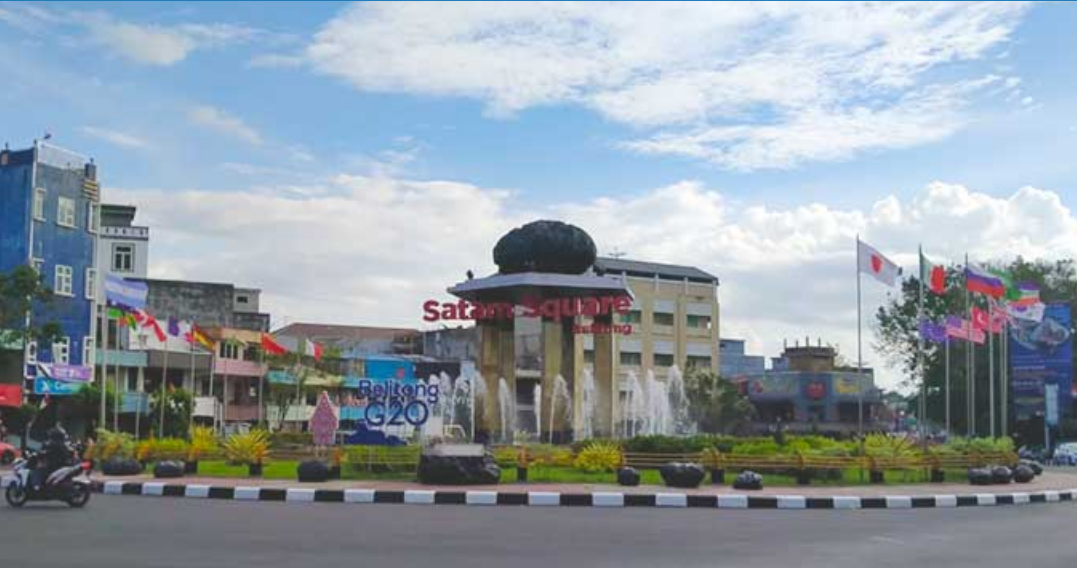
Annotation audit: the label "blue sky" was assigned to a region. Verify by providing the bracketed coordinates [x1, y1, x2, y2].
[3, 1, 1076, 388]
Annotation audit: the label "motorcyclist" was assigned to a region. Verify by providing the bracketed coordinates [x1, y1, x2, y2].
[30, 426, 75, 491]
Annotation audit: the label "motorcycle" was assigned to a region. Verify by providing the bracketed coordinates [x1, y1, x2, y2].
[4, 445, 93, 508]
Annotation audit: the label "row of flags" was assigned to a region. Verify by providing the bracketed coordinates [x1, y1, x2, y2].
[858, 239, 1046, 347]
[109, 304, 323, 361]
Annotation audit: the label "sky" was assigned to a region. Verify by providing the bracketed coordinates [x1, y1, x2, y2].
[2, 1, 1077, 391]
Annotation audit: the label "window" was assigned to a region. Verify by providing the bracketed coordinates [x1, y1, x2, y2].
[54, 265, 73, 296]
[85, 268, 97, 299]
[686, 355, 711, 369]
[33, 188, 46, 221]
[654, 312, 675, 326]
[87, 202, 99, 233]
[53, 337, 70, 365]
[220, 342, 240, 360]
[31, 258, 43, 275]
[654, 353, 675, 367]
[57, 197, 76, 228]
[584, 349, 594, 364]
[620, 352, 642, 366]
[112, 243, 134, 273]
[25, 341, 37, 364]
[236, 295, 249, 304]
[687, 314, 711, 330]
[82, 338, 94, 368]
[620, 310, 641, 324]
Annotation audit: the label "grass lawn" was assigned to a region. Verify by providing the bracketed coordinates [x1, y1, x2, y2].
[188, 460, 963, 487]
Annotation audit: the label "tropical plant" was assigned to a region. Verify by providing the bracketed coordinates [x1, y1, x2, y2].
[222, 429, 270, 466]
[861, 434, 918, 458]
[683, 368, 756, 434]
[89, 428, 136, 461]
[573, 441, 623, 473]
[136, 438, 189, 462]
[187, 426, 218, 462]
[150, 388, 193, 439]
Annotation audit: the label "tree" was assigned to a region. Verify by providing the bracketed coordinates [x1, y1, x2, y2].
[69, 381, 120, 435]
[874, 257, 1077, 437]
[266, 357, 312, 432]
[0, 264, 63, 350]
[150, 388, 193, 439]
[684, 367, 756, 434]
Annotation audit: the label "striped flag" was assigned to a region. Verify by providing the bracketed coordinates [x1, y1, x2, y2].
[966, 264, 1005, 298]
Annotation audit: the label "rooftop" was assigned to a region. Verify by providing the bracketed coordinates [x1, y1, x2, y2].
[273, 323, 421, 341]
[593, 257, 719, 284]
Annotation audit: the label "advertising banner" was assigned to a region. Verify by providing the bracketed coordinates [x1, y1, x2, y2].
[748, 374, 799, 397]
[1011, 303, 1073, 421]
[38, 363, 92, 383]
[33, 378, 85, 396]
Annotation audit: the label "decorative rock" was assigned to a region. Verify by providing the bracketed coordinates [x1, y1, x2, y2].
[297, 460, 330, 483]
[417, 453, 500, 485]
[991, 465, 1013, 484]
[493, 220, 597, 275]
[617, 467, 641, 487]
[968, 467, 993, 486]
[152, 460, 184, 479]
[659, 462, 706, 489]
[733, 470, 764, 491]
[1018, 459, 1043, 476]
[101, 458, 143, 476]
[1012, 464, 1035, 484]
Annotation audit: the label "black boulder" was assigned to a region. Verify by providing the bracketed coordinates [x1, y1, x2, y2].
[417, 453, 501, 485]
[297, 460, 330, 483]
[617, 467, 641, 487]
[152, 460, 184, 479]
[101, 458, 143, 476]
[733, 470, 764, 491]
[659, 462, 705, 489]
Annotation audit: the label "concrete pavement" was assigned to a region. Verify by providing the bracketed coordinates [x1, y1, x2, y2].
[2, 494, 1075, 568]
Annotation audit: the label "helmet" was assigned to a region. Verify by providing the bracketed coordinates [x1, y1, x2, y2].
[46, 426, 68, 444]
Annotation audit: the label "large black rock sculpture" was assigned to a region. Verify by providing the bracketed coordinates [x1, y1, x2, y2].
[152, 460, 184, 479]
[297, 460, 330, 483]
[617, 467, 641, 487]
[733, 470, 764, 491]
[102, 458, 143, 476]
[659, 462, 706, 489]
[493, 220, 597, 275]
[417, 452, 501, 485]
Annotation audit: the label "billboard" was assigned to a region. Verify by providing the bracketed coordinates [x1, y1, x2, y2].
[1010, 303, 1073, 421]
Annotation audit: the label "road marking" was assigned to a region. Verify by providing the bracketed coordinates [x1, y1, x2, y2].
[656, 493, 688, 508]
[528, 492, 561, 506]
[141, 482, 165, 496]
[465, 491, 498, 506]
[717, 495, 748, 508]
[404, 490, 436, 505]
[344, 489, 375, 503]
[592, 492, 625, 507]
[286, 488, 316, 503]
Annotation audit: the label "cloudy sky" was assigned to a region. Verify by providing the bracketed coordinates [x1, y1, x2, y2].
[3, 1, 1076, 390]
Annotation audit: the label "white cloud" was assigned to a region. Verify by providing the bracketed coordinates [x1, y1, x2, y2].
[84, 16, 262, 66]
[187, 105, 264, 145]
[112, 173, 1077, 390]
[80, 125, 150, 149]
[305, 1, 1030, 170]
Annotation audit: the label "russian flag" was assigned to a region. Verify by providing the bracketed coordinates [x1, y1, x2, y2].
[966, 264, 1005, 298]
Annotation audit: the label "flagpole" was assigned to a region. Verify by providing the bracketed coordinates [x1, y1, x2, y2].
[188, 326, 196, 431]
[917, 245, 926, 445]
[856, 234, 864, 441]
[988, 301, 995, 438]
[100, 307, 109, 431]
[160, 346, 169, 437]
[945, 336, 951, 436]
[965, 254, 972, 436]
[258, 346, 265, 428]
[1001, 321, 1008, 438]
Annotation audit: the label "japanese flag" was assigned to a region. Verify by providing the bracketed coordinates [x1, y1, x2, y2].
[858, 240, 901, 287]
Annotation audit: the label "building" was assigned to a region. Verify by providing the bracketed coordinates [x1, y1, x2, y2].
[273, 323, 421, 355]
[743, 339, 880, 434]
[0, 142, 99, 417]
[422, 326, 479, 362]
[141, 279, 270, 333]
[719, 338, 766, 379]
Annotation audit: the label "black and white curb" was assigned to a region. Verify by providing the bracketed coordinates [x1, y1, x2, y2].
[83, 481, 1077, 509]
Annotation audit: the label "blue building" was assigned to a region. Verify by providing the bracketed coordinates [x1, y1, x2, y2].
[718, 338, 765, 379]
[0, 142, 99, 395]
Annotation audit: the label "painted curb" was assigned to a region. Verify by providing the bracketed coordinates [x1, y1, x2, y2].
[84, 481, 1077, 510]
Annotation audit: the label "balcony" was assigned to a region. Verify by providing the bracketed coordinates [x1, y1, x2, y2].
[214, 358, 266, 377]
[266, 405, 313, 424]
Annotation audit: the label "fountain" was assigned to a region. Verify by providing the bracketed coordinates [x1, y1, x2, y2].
[579, 368, 596, 441]
[548, 374, 572, 443]
[497, 378, 515, 443]
[666, 366, 692, 435]
[469, 371, 487, 442]
[533, 383, 542, 441]
[623, 370, 646, 438]
[643, 369, 670, 435]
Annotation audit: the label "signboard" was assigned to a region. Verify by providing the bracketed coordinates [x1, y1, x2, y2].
[833, 374, 866, 396]
[0, 384, 22, 407]
[1046, 384, 1059, 427]
[1011, 303, 1073, 421]
[104, 274, 148, 310]
[356, 379, 438, 427]
[747, 375, 799, 396]
[38, 363, 92, 383]
[34, 377, 85, 396]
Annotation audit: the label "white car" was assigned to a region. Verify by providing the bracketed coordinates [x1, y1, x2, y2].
[1053, 442, 1077, 466]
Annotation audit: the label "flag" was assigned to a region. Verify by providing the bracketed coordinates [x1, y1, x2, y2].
[971, 307, 990, 331]
[1007, 282, 1040, 307]
[857, 239, 901, 287]
[945, 315, 985, 344]
[1006, 302, 1046, 323]
[140, 311, 167, 343]
[304, 339, 323, 361]
[261, 333, 287, 356]
[920, 251, 946, 295]
[919, 319, 948, 343]
[966, 264, 1005, 298]
[188, 325, 215, 352]
[167, 317, 181, 337]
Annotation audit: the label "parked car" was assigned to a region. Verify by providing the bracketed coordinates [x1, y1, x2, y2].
[0, 442, 19, 466]
[1052, 442, 1077, 466]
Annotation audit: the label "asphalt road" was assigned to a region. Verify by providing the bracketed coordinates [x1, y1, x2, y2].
[2, 496, 1075, 568]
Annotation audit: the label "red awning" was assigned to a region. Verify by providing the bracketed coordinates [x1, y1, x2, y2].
[0, 384, 23, 408]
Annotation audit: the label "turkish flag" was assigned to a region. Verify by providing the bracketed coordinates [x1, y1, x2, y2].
[971, 307, 990, 331]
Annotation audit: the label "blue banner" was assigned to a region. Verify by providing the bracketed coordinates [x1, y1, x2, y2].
[1011, 303, 1073, 421]
[104, 274, 148, 310]
[34, 377, 85, 396]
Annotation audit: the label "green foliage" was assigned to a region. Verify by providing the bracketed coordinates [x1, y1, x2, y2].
[269, 430, 312, 448]
[342, 445, 421, 472]
[187, 426, 218, 461]
[136, 438, 189, 462]
[0, 264, 63, 347]
[731, 439, 783, 455]
[69, 382, 119, 429]
[861, 434, 918, 458]
[89, 428, 136, 461]
[620, 434, 739, 453]
[150, 388, 193, 439]
[222, 429, 270, 465]
[683, 367, 756, 434]
[941, 436, 1014, 454]
[573, 441, 623, 473]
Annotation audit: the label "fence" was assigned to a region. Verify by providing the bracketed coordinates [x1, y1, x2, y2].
[622, 451, 1018, 472]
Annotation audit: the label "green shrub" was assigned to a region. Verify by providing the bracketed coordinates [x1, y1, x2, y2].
[90, 429, 135, 461]
[270, 430, 312, 448]
[731, 439, 782, 455]
[941, 436, 1014, 455]
[222, 430, 270, 465]
[573, 441, 622, 473]
[188, 426, 219, 461]
[343, 445, 421, 472]
[136, 438, 189, 462]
